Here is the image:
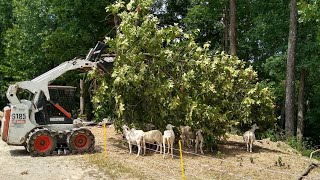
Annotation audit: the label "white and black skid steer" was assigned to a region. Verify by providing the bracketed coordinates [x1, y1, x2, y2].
[1, 41, 113, 156]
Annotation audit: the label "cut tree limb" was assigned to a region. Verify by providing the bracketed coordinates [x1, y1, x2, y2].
[297, 163, 319, 180]
[309, 149, 320, 160]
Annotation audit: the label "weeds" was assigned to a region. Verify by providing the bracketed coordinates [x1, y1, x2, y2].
[260, 125, 285, 142]
[274, 156, 291, 169]
[216, 151, 226, 159]
[250, 157, 254, 164]
[85, 153, 149, 179]
[275, 156, 285, 167]
[262, 125, 320, 160]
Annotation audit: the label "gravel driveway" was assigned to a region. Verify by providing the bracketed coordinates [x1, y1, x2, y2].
[0, 140, 110, 180]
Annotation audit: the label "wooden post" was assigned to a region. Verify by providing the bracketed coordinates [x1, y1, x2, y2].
[104, 123, 107, 158]
[178, 140, 186, 180]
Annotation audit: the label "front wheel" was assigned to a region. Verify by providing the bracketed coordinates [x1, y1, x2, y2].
[27, 128, 57, 156]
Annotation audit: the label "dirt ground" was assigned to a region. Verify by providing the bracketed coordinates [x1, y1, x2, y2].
[85, 125, 320, 180]
[0, 139, 111, 180]
[1, 125, 319, 180]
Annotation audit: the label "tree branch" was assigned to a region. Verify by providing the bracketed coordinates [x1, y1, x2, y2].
[297, 163, 319, 180]
[309, 149, 320, 160]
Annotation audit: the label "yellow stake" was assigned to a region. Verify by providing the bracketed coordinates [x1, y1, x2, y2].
[178, 140, 186, 180]
[103, 123, 107, 158]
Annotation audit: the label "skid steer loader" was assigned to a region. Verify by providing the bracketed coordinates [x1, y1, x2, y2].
[1, 41, 113, 156]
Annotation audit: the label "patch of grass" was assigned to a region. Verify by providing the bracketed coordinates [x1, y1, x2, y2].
[262, 127, 320, 161]
[287, 137, 320, 160]
[275, 156, 285, 167]
[250, 157, 254, 164]
[216, 151, 226, 159]
[260, 126, 285, 142]
[85, 153, 149, 180]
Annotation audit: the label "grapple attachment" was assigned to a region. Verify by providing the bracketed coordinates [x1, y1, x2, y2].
[86, 41, 114, 74]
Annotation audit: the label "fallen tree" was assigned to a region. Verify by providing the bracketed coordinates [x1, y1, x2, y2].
[91, 0, 276, 138]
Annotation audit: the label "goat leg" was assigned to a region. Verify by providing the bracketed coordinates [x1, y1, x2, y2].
[171, 141, 174, 159]
[143, 139, 146, 156]
[129, 142, 132, 154]
[195, 140, 198, 154]
[163, 138, 166, 159]
[200, 141, 204, 154]
[136, 141, 141, 157]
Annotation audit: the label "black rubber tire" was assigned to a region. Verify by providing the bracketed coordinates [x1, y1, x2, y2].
[67, 128, 95, 153]
[26, 128, 57, 156]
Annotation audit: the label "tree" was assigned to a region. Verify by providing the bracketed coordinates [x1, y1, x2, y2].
[297, 69, 305, 140]
[0, 0, 113, 110]
[153, 0, 191, 26]
[229, 0, 237, 55]
[92, 0, 276, 138]
[285, 0, 298, 137]
[0, 0, 13, 107]
[183, 0, 226, 50]
[295, 0, 320, 143]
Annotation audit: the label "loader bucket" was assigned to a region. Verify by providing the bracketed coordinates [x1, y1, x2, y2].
[96, 55, 114, 74]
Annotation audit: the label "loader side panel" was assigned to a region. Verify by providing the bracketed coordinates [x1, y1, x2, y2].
[6, 104, 36, 145]
[1, 107, 11, 142]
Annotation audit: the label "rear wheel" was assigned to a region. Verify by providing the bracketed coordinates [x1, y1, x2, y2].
[27, 128, 57, 156]
[67, 128, 95, 153]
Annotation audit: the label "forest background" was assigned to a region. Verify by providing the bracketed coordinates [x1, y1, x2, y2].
[0, 0, 320, 153]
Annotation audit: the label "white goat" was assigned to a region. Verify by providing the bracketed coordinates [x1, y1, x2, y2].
[122, 125, 146, 157]
[144, 130, 163, 154]
[163, 124, 175, 159]
[180, 126, 194, 148]
[243, 124, 259, 152]
[195, 129, 204, 154]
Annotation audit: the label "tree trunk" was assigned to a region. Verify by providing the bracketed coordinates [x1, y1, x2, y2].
[229, 0, 237, 56]
[285, 0, 298, 137]
[80, 79, 84, 115]
[280, 99, 285, 129]
[297, 69, 306, 141]
[224, 4, 229, 53]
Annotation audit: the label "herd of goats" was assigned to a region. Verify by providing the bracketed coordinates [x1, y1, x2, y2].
[121, 123, 260, 158]
[0, 110, 259, 157]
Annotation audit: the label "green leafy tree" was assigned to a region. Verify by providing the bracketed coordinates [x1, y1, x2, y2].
[153, 0, 191, 26]
[0, 0, 113, 111]
[92, 0, 276, 138]
[0, 0, 13, 107]
[183, 0, 226, 50]
[296, 0, 320, 144]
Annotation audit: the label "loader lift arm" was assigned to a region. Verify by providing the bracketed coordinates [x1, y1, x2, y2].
[6, 41, 109, 113]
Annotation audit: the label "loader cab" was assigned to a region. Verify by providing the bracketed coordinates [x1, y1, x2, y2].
[35, 86, 77, 125]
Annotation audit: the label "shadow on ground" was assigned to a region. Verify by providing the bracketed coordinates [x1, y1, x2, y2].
[10, 149, 29, 157]
[96, 135, 289, 160]
[218, 140, 287, 156]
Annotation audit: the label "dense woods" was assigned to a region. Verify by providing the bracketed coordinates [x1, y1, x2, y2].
[1, 0, 320, 149]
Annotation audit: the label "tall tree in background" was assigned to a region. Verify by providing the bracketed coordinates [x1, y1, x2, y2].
[223, 2, 229, 53]
[285, 0, 298, 137]
[229, 0, 237, 55]
[295, 0, 320, 142]
[0, 0, 114, 109]
[182, 0, 225, 50]
[297, 69, 305, 140]
[154, 0, 191, 26]
[0, 0, 13, 105]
